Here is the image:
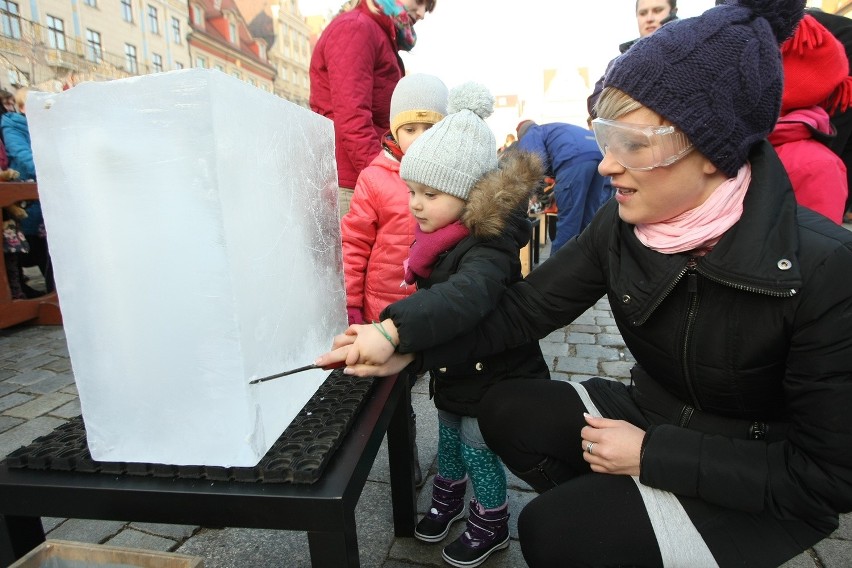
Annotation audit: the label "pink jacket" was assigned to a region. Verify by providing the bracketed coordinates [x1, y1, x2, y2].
[768, 106, 848, 224]
[309, 1, 403, 188]
[341, 151, 416, 322]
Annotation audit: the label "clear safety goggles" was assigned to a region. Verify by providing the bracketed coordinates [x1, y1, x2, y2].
[591, 118, 694, 171]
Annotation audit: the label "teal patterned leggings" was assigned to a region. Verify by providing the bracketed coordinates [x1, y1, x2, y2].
[437, 410, 507, 509]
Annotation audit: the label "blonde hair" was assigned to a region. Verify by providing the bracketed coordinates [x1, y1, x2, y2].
[13, 87, 28, 111]
[594, 87, 643, 121]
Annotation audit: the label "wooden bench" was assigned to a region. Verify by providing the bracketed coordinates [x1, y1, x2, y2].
[1, 182, 61, 328]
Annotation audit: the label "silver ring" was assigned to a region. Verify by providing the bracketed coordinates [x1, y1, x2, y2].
[586, 442, 595, 455]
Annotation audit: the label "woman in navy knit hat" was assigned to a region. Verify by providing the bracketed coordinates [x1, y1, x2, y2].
[319, 0, 852, 565]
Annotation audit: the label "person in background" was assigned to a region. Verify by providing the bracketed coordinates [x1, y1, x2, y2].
[497, 133, 515, 155]
[2, 87, 52, 295]
[341, 72, 448, 488]
[768, 13, 851, 224]
[515, 120, 612, 254]
[309, 0, 437, 218]
[804, 8, 852, 223]
[587, 0, 678, 120]
[318, 0, 852, 566]
[329, 83, 549, 567]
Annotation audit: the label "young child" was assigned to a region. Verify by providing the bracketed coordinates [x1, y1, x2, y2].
[341, 73, 448, 326]
[330, 82, 550, 567]
[341, 73, 448, 488]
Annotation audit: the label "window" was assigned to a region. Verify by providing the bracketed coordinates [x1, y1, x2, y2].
[195, 55, 207, 68]
[121, 0, 132, 23]
[46, 15, 66, 51]
[171, 17, 181, 44]
[257, 42, 266, 60]
[125, 43, 138, 73]
[85, 29, 102, 62]
[175, 62, 184, 70]
[152, 53, 163, 73]
[214, 63, 223, 72]
[229, 22, 237, 44]
[190, 4, 203, 26]
[147, 5, 158, 34]
[0, 1, 21, 40]
[231, 70, 240, 80]
[84, 0, 97, 6]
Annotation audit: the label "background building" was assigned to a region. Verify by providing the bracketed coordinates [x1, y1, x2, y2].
[187, 0, 274, 92]
[0, 0, 191, 90]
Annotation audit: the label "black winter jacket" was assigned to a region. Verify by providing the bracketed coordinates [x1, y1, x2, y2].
[382, 151, 550, 417]
[417, 142, 852, 527]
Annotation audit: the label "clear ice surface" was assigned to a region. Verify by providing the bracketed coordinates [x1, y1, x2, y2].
[27, 69, 345, 467]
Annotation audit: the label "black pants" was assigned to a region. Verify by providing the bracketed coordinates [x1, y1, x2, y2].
[479, 380, 662, 567]
[478, 380, 830, 568]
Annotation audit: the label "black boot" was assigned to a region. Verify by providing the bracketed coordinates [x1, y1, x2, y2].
[508, 456, 569, 493]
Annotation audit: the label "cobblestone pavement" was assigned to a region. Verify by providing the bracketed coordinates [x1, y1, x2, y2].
[1, 260, 850, 566]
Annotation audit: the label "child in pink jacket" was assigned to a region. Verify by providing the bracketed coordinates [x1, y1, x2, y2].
[342, 74, 448, 325]
[341, 73, 448, 487]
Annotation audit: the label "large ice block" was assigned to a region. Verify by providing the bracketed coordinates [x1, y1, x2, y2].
[26, 69, 346, 467]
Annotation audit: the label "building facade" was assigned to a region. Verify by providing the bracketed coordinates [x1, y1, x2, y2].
[0, 0, 191, 90]
[236, 0, 311, 107]
[187, 0, 274, 92]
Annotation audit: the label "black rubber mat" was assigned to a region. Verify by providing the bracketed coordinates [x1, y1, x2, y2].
[2, 370, 375, 484]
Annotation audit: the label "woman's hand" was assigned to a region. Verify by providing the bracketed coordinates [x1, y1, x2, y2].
[580, 414, 645, 476]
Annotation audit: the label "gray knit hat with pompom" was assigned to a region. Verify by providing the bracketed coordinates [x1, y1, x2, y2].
[604, 0, 805, 176]
[400, 82, 497, 201]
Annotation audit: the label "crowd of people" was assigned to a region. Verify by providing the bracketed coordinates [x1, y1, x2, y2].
[2, 0, 851, 566]
[310, 0, 852, 567]
[1, 84, 51, 301]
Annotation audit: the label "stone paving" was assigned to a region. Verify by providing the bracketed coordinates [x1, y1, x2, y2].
[1, 261, 851, 566]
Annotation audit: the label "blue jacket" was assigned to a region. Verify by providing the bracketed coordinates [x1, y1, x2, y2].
[1, 112, 35, 181]
[517, 122, 611, 252]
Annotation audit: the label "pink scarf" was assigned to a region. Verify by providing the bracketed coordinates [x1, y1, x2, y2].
[634, 163, 751, 254]
[403, 221, 470, 284]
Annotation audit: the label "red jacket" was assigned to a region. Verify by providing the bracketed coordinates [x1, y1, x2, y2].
[309, 1, 403, 188]
[341, 150, 416, 322]
[768, 106, 848, 224]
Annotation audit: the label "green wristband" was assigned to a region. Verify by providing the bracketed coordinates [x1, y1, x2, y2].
[372, 321, 398, 350]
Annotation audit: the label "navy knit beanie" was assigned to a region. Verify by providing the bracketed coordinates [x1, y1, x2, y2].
[604, 0, 805, 177]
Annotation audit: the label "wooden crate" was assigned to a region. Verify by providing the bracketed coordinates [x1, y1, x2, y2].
[9, 539, 203, 568]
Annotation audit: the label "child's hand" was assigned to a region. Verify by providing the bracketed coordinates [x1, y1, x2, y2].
[350, 321, 396, 365]
[342, 352, 416, 377]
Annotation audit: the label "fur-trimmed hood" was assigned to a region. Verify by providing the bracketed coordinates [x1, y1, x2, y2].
[461, 150, 543, 240]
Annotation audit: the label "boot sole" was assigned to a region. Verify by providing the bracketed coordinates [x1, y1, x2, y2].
[414, 508, 466, 543]
[441, 534, 510, 568]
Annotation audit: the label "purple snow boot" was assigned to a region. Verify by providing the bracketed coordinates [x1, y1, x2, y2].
[414, 474, 468, 543]
[441, 499, 510, 567]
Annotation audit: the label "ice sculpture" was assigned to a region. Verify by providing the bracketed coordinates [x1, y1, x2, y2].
[27, 69, 345, 467]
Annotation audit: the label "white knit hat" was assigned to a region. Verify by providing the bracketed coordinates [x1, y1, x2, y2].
[389, 74, 448, 140]
[399, 82, 497, 201]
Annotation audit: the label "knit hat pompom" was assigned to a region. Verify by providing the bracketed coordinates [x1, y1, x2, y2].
[604, 0, 806, 176]
[446, 82, 494, 119]
[739, 0, 803, 43]
[400, 82, 498, 201]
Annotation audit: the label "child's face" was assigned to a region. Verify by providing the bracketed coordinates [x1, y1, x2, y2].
[407, 181, 466, 233]
[396, 122, 432, 154]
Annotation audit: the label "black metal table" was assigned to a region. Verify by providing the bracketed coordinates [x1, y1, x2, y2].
[0, 372, 416, 567]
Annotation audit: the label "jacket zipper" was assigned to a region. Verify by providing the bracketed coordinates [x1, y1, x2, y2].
[681, 259, 702, 410]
